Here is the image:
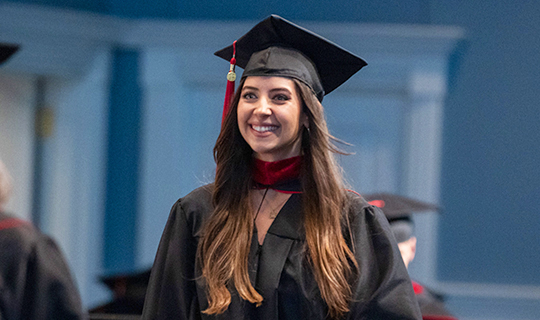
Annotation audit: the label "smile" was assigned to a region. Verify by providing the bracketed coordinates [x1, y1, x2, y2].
[251, 125, 278, 133]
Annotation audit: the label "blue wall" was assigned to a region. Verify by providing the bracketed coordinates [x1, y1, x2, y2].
[431, 0, 540, 286]
[6, 0, 431, 23]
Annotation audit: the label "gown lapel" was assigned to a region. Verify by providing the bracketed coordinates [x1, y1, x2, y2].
[252, 193, 304, 319]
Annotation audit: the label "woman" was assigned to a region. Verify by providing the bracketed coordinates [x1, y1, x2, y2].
[142, 15, 421, 320]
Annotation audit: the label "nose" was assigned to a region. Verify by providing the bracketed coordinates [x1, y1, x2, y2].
[253, 97, 272, 116]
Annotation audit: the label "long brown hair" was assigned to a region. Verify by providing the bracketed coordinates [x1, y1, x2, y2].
[198, 78, 357, 318]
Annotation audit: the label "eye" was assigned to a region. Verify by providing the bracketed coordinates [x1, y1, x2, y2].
[273, 94, 290, 102]
[242, 92, 257, 100]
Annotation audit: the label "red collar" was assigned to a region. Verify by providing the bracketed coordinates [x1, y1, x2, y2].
[252, 156, 302, 193]
[411, 280, 424, 295]
[0, 217, 30, 231]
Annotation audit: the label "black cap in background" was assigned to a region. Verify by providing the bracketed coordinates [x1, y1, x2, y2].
[89, 269, 151, 315]
[0, 44, 19, 65]
[364, 192, 439, 243]
[215, 14, 367, 102]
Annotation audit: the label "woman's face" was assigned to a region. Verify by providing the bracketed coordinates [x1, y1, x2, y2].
[237, 76, 308, 162]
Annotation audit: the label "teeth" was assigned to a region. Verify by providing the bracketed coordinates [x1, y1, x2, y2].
[252, 125, 277, 132]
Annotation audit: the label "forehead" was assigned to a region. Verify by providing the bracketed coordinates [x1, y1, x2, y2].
[243, 76, 297, 91]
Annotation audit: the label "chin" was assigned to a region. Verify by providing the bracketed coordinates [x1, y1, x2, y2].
[252, 149, 277, 160]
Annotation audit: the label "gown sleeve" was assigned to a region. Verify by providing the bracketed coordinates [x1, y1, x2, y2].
[0, 218, 84, 320]
[346, 194, 422, 320]
[142, 185, 213, 320]
[24, 233, 85, 320]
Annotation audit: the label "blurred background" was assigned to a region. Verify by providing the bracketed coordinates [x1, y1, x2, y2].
[1, 0, 539, 319]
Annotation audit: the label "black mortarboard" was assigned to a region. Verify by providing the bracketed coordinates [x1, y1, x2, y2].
[364, 193, 439, 243]
[214, 14, 367, 119]
[89, 269, 151, 316]
[0, 43, 19, 65]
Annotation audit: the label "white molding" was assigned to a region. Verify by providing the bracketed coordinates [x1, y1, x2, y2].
[0, 73, 36, 221]
[1, 2, 465, 77]
[435, 281, 540, 300]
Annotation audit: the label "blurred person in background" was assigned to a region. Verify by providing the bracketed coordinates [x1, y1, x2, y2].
[1, 43, 85, 320]
[364, 193, 458, 320]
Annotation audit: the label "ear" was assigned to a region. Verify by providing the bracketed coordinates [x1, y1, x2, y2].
[300, 112, 309, 129]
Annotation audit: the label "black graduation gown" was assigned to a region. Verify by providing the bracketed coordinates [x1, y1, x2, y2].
[0, 212, 85, 320]
[142, 184, 421, 320]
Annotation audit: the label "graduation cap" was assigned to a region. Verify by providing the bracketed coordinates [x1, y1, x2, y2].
[214, 14, 367, 121]
[0, 43, 19, 64]
[89, 269, 151, 316]
[363, 193, 439, 243]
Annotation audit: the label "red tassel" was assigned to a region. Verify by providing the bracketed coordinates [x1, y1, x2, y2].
[222, 41, 237, 126]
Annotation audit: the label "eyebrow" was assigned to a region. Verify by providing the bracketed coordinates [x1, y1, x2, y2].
[241, 86, 259, 92]
[269, 88, 292, 94]
[241, 86, 291, 94]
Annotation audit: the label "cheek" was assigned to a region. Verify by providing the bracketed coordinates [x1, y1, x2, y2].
[236, 105, 250, 137]
[236, 104, 247, 125]
[289, 109, 306, 131]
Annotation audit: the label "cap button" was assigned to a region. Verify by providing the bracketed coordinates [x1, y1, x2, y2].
[227, 71, 236, 82]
